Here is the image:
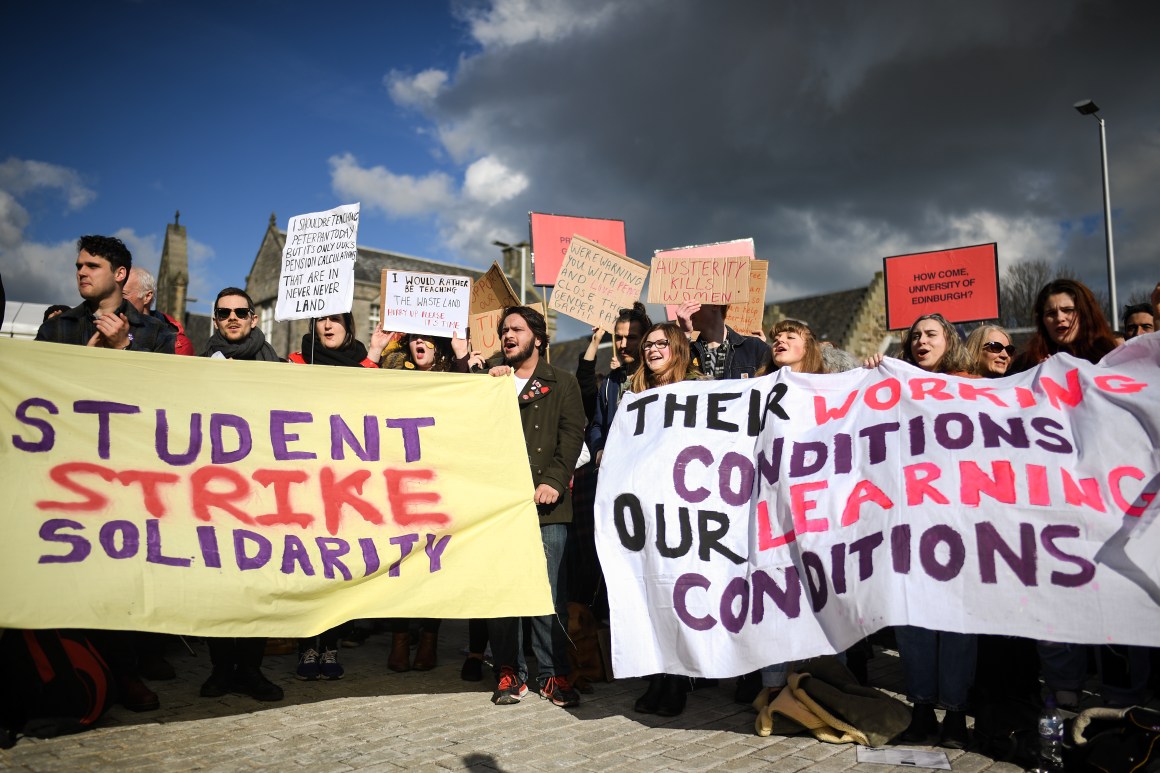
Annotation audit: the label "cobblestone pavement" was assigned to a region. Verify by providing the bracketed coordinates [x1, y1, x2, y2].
[1, 622, 1023, 772]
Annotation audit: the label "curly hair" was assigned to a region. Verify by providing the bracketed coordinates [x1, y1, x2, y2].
[900, 313, 972, 374]
[766, 319, 824, 375]
[1017, 279, 1115, 367]
[77, 235, 132, 275]
[399, 333, 457, 372]
[498, 305, 549, 357]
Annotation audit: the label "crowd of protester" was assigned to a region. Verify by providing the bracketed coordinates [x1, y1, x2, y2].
[2, 234, 1158, 754]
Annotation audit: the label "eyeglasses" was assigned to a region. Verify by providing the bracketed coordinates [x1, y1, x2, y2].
[642, 339, 670, 352]
[214, 307, 253, 320]
[982, 341, 1016, 356]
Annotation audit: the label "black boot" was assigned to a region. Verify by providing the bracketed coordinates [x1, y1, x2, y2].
[939, 709, 968, 749]
[634, 675, 665, 713]
[656, 675, 689, 717]
[900, 703, 940, 745]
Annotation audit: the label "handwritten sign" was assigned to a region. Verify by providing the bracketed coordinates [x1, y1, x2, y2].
[469, 302, 546, 361]
[651, 238, 756, 306]
[529, 212, 627, 286]
[381, 271, 471, 338]
[596, 337, 1160, 678]
[469, 262, 520, 316]
[548, 236, 648, 331]
[724, 260, 769, 335]
[0, 338, 555, 635]
[883, 243, 1000, 330]
[275, 203, 360, 321]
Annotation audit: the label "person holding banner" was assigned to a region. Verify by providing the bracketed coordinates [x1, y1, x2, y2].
[1009, 279, 1117, 374]
[766, 319, 825, 376]
[867, 313, 976, 747]
[628, 322, 707, 717]
[287, 311, 388, 680]
[485, 306, 585, 709]
[964, 325, 1014, 377]
[675, 301, 772, 381]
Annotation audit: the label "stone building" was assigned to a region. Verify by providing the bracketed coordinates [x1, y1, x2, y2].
[156, 212, 212, 354]
[763, 270, 896, 358]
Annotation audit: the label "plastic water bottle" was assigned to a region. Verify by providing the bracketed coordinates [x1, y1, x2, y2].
[1036, 694, 1065, 773]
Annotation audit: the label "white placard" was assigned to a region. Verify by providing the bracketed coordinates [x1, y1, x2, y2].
[275, 203, 360, 321]
[381, 270, 472, 338]
[595, 335, 1160, 679]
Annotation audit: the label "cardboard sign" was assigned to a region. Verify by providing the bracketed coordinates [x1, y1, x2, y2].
[596, 337, 1160, 678]
[469, 261, 520, 316]
[380, 270, 471, 338]
[548, 236, 648, 331]
[469, 302, 546, 361]
[529, 212, 627, 286]
[883, 243, 1000, 330]
[724, 260, 769, 335]
[275, 203, 360, 321]
[652, 238, 756, 307]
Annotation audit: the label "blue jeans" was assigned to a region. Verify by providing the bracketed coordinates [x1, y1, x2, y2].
[895, 626, 976, 710]
[488, 523, 569, 685]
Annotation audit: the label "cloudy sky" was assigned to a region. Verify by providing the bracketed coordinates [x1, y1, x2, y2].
[3, 0, 1157, 339]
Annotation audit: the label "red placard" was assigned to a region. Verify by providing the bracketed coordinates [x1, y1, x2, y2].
[882, 243, 1000, 330]
[529, 212, 626, 286]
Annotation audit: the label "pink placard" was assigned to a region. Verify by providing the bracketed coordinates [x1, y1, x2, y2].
[529, 212, 626, 286]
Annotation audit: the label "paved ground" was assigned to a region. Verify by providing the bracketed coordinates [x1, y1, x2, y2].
[1, 622, 1023, 772]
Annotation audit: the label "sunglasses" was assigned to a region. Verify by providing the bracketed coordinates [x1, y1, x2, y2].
[982, 341, 1016, 356]
[214, 306, 254, 320]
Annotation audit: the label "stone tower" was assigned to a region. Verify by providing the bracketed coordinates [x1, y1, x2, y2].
[156, 211, 189, 320]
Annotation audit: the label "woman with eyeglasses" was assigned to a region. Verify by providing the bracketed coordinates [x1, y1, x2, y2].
[629, 323, 703, 717]
[964, 325, 1014, 378]
[1009, 278, 1116, 374]
[867, 313, 976, 748]
[286, 311, 387, 682]
[377, 330, 480, 674]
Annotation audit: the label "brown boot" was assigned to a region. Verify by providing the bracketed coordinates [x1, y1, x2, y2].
[388, 633, 411, 672]
[412, 631, 438, 671]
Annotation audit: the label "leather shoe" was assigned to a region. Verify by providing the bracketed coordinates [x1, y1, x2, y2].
[940, 709, 969, 749]
[199, 668, 233, 698]
[900, 703, 940, 745]
[634, 675, 665, 713]
[233, 667, 283, 702]
[388, 633, 411, 672]
[412, 631, 437, 671]
[118, 675, 160, 712]
[656, 675, 689, 717]
[460, 655, 483, 682]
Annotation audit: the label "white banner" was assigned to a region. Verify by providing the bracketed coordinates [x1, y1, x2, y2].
[595, 335, 1160, 678]
[275, 203, 360, 321]
[381, 270, 471, 338]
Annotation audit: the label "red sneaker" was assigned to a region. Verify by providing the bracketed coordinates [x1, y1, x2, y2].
[539, 675, 581, 708]
[493, 667, 528, 705]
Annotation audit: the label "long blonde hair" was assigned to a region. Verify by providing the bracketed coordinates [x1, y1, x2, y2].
[964, 324, 1011, 376]
[630, 323, 696, 392]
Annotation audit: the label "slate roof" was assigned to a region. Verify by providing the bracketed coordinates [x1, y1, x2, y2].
[766, 286, 869, 344]
[549, 335, 615, 375]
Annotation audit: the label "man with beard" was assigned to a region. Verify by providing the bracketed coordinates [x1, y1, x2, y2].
[124, 267, 194, 355]
[583, 302, 651, 466]
[202, 287, 280, 361]
[486, 306, 585, 708]
[197, 286, 284, 702]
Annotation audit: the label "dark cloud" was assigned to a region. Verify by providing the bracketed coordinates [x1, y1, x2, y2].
[415, 0, 1160, 311]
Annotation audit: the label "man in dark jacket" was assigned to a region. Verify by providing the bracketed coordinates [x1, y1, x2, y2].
[583, 302, 651, 466]
[201, 287, 280, 361]
[36, 235, 174, 354]
[487, 306, 586, 708]
[676, 301, 772, 379]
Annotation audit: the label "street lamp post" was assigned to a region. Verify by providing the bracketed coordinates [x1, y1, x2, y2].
[1073, 99, 1117, 327]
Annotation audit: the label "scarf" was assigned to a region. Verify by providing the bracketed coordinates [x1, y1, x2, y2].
[295, 332, 369, 367]
[202, 327, 281, 361]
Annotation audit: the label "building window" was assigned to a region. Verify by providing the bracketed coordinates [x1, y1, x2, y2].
[369, 303, 380, 333]
[259, 302, 274, 339]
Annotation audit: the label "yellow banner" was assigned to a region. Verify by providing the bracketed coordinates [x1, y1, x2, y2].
[0, 338, 553, 635]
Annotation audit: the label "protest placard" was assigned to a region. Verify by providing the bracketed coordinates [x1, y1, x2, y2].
[529, 212, 627, 286]
[883, 242, 1000, 330]
[469, 302, 547, 361]
[469, 261, 520, 316]
[548, 236, 648, 331]
[724, 260, 769, 335]
[0, 338, 554, 635]
[275, 203, 360, 321]
[381, 270, 472, 338]
[649, 238, 755, 305]
[595, 336, 1160, 678]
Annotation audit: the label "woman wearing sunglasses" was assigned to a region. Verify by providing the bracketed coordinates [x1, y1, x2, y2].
[964, 325, 1015, 378]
